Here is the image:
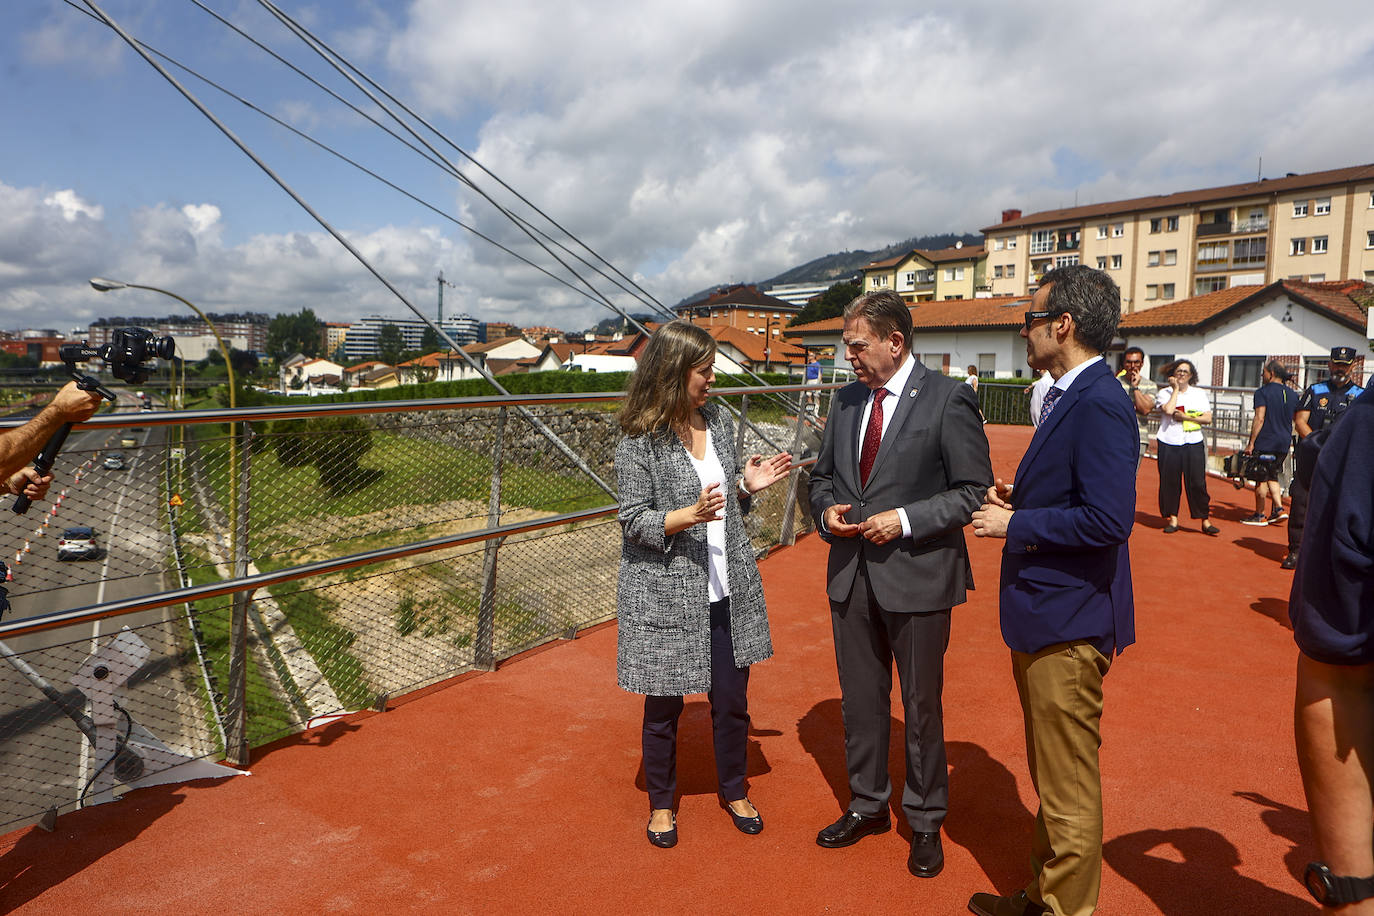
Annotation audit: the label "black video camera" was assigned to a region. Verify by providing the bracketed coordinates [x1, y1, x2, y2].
[60, 327, 176, 385]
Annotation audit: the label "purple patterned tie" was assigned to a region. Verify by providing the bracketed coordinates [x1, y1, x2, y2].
[859, 388, 888, 487]
[1038, 386, 1062, 427]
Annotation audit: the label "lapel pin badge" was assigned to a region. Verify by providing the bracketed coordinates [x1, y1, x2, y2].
[909, 389, 917, 398]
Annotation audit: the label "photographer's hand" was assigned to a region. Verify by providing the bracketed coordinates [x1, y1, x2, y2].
[48, 382, 104, 424]
[6, 468, 53, 501]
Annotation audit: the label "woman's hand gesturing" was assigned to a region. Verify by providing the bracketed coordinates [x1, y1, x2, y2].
[741, 452, 792, 495]
[665, 482, 725, 535]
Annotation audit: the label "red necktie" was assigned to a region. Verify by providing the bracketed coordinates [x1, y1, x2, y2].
[859, 388, 888, 487]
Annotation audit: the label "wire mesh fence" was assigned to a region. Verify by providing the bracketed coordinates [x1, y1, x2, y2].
[0, 385, 823, 832]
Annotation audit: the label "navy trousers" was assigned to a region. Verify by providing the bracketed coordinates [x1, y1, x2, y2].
[642, 597, 751, 809]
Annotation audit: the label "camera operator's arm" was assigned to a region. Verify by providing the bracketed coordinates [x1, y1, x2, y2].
[0, 383, 103, 485]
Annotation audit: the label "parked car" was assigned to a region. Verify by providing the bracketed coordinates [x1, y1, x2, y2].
[57, 526, 99, 561]
[103, 453, 125, 470]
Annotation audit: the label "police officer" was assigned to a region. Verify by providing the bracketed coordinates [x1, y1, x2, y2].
[1283, 346, 1366, 569]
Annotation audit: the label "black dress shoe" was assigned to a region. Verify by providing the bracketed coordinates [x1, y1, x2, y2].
[1281, 550, 1299, 570]
[967, 890, 1046, 916]
[816, 810, 890, 848]
[907, 831, 943, 877]
[646, 813, 677, 849]
[722, 798, 763, 835]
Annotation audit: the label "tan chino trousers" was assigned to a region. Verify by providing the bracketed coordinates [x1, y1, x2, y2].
[1012, 641, 1113, 916]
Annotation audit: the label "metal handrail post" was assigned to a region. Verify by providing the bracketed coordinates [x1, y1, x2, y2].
[475, 407, 508, 671]
[778, 402, 810, 546]
[224, 585, 255, 766]
[734, 394, 750, 461]
[236, 422, 252, 580]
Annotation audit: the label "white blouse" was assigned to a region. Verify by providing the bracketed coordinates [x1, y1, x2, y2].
[685, 428, 730, 602]
[1154, 385, 1210, 446]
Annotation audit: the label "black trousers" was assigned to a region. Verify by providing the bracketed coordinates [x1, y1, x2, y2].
[830, 560, 951, 833]
[642, 597, 750, 809]
[1157, 441, 1210, 520]
[1288, 475, 1309, 552]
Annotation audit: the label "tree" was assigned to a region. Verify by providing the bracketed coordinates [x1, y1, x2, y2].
[419, 326, 442, 354]
[377, 323, 404, 365]
[266, 308, 322, 360]
[789, 280, 860, 327]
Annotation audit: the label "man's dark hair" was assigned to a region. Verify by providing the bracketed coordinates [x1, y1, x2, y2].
[1123, 346, 1145, 360]
[1038, 265, 1122, 353]
[1263, 359, 1290, 382]
[844, 290, 914, 354]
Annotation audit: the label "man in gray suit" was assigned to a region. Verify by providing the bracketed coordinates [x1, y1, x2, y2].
[810, 290, 993, 877]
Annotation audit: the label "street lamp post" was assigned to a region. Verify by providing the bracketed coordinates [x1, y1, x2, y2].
[89, 276, 249, 762]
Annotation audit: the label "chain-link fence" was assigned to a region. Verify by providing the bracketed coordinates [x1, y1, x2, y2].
[0, 385, 826, 832]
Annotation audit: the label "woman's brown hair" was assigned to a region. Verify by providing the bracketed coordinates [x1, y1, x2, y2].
[618, 320, 717, 437]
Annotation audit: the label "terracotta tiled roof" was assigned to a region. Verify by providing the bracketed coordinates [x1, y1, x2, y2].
[983, 163, 1374, 232]
[918, 244, 985, 263]
[345, 360, 390, 373]
[685, 284, 800, 311]
[359, 367, 396, 383]
[783, 295, 1031, 338]
[1120, 280, 1373, 333]
[704, 324, 807, 366]
[862, 254, 905, 270]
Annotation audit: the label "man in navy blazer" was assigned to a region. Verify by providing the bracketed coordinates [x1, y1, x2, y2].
[970, 265, 1138, 916]
[810, 290, 992, 879]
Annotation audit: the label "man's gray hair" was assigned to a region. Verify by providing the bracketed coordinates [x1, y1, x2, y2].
[843, 290, 914, 353]
[1038, 265, 1121, 353]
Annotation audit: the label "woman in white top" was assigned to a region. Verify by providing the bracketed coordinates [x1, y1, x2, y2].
[615, 320, 791, 848]
[1153, 359, 1218, 534]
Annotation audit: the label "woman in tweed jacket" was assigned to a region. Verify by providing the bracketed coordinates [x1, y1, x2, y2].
[616, 320, 791, 848]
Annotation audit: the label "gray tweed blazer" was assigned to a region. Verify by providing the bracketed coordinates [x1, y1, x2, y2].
[615, 402, 773, 696]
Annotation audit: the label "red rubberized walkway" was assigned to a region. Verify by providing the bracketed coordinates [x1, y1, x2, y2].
[1, 425, 1315, 914]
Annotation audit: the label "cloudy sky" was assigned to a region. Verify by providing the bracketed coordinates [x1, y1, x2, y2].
[4, 0, 1373, 335]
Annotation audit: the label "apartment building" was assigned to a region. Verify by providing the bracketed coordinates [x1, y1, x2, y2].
[860, 243, 988, 301]
[674, 284, 800, 342]
[982, 162, 1374, 312]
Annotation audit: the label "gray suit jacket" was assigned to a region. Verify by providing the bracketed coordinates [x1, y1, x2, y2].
[809, 359, 993, 613]
[615, 403, 772, 695]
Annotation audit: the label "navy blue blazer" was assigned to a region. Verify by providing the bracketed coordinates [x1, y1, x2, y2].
[1000, 359, 1138, 655]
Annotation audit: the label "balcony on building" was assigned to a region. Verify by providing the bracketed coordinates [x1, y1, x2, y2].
[1196, 219, 1232, 237]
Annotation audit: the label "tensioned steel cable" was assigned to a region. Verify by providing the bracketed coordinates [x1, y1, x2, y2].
[77, 0, 616, 496]
[251, 0, 809, 429]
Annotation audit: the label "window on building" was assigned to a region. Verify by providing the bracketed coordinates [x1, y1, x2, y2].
[1315, 197, 1331, 215]
[1162, 283, 1175, 299]
[993, 265, 1004, 279]
[922, 353, 946, 369]
[903, 272, 916, 286]
[1290, 238, 1307, 256]
[1149, 218, 1162, 233]
[1302, 357, 1329, 388]
[1111, 254, 1122, 269]
[1148, 250, 1161, 267]
[943, 295, 964, 300]
[978, 353, 996, 374]
[1196, 276, 1228, 295]
[1369, 191, 1374, 208]
[1054, 255, 1079, 268]
[1149, 354, 1175, 380]
[1096, 225, 1108, 240]
[1166, 216, 1179, 232]
[1006, 264, 1016, 278]
[1198, 241, 1228, 266]
[1313, 236, 1328, 254]
[943, 267, 966, 281]
[1164, 249, 1177, 266]
[1229, 356, 1264, 389]
[1308, 273, 1325, 282]
[1146, 284, 1159, 300]
[1030, 230, 1054, 254]
[1113, 223, 1125, 237]
[1235, 237, 1267, 264]
[1368, 230, 1374, 249]
[1293, 200, 1309, 218]
[1006, 237, 1017, 249]
[993, 238, 1004, 251]
[747, 311, 755, 318]
[1096, 256, 1107, 270]
[1366, 269, 1374, 281]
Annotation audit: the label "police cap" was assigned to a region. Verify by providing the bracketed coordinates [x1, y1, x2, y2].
[1329, 346, 1356, 364]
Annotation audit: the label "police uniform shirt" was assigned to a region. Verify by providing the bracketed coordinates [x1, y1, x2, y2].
[1298, 377, 1365, 435]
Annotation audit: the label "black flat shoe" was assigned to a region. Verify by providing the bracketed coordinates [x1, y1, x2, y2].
[1202, 523, 1220, 536]
[816, 810, 891, 848]
[722, 798, 763, 835]
[646, 813, 677, 848]
[1162, 523, 1179, 533]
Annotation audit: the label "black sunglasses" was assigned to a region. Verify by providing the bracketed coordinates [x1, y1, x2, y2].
[1023, 309, 1064, 330]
